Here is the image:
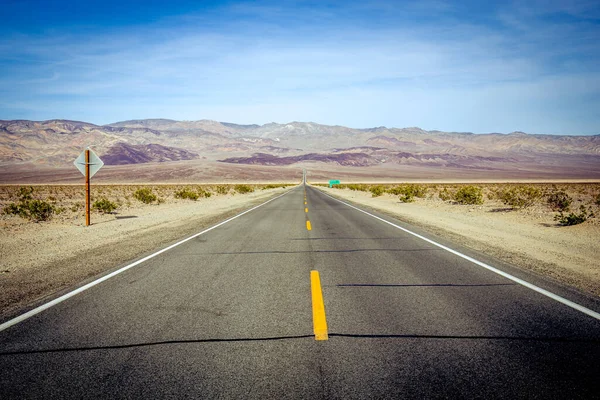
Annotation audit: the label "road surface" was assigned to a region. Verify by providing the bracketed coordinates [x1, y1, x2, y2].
[1, 184, 599, 399]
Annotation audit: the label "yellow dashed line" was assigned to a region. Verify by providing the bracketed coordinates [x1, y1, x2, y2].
[306, 220, 312, 230]
[310, 270, 328, 341]
[305, 207, 308, 213]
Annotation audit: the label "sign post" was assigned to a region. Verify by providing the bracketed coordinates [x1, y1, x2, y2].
[85, 149, 90, 226]
[74, 148, 104, 226]
[329, 180, 340, 188]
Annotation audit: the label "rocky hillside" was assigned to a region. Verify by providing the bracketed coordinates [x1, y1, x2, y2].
[1, 119, 599, 177]
[102, 143, 199, 165]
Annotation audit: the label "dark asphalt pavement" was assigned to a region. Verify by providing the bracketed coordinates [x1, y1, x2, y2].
[1, 184, 599, 399]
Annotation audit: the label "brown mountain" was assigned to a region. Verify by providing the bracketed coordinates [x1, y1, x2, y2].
[1, 118, 599, 182]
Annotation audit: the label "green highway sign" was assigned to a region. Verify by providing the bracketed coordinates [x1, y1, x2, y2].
[329, 180, 340, 188]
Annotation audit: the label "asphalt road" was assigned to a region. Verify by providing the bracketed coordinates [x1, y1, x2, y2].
[1, 184, 599, 399]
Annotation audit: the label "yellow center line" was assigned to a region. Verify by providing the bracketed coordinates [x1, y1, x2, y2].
[306, 220, 312, 230]
[305, 207, 308, 213]
[310, 270, 328, 340]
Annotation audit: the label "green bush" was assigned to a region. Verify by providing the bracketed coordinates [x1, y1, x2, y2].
[499, 186, 541, 209]
[4, 199, 55, 222]
[93, 198, 118, 214]
[554, 205, 589, 226]
[453, 186, 483, 205]
[25, 200, 55, 221]
[3, 187, 55, 221]
[174, 188, 199, 201]
[198, 188, 212, 198]
[216, 186, 229, 195]
[388, 184, 426, 201]
[133, 188, 157, 204]
[234, 184, 254, 194]
[547, 191, 572, 211]
[387, 184, 427, 203]
[370, 185, 385, 197]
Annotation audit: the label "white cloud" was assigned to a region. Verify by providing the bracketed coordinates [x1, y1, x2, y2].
[0, 1, 598, 134]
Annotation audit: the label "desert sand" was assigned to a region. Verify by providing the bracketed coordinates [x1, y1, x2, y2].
[315, 185, 599, 298]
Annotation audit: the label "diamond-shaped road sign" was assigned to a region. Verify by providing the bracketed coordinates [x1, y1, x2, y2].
[74, 148, 104, 178]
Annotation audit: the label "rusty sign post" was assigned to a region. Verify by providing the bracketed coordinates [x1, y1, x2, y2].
[74, 148, 104, 226]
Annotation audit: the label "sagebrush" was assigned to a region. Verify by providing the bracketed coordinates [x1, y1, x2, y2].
[554, 205, 590, 226]
[2, 186, 55, 221]
[547, 190, 572, 212]
[453, 186, 483, 205]
[133, 188, 157, 204]
[234, 184, 254, 194]
[499, 186, 541, 209]
[93, 198, 118, 214]
[174, 188, 199, 201]
[388, 184, 427, 203]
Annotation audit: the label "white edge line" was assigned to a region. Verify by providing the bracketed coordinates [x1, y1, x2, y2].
[317, 189, 600, 321]
[0, 188, 296, 333]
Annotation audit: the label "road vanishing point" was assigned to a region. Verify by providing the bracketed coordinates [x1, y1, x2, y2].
[1, 184, 599, 399]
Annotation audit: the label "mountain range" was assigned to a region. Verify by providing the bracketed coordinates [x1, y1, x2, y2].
[1, 118, 599, 182]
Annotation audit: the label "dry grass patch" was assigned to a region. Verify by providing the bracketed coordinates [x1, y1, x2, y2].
[318, 182, 600, 226]
[0, 183, 295, 226]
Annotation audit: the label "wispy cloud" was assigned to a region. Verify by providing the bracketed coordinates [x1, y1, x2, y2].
[0, 0, 598, 134]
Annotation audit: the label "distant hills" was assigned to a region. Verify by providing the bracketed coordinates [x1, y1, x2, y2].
[1, 118, 599, 182]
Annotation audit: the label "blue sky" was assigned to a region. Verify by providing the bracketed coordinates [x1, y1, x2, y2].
[0, 0, 599, 134]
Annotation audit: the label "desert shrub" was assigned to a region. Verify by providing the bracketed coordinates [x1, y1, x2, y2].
[234, 184, 254, 194]
[388, 184, 427, 203]
[216, 186, 229, 195]
[3, 187, 55, 221]
[438, 187, 453, 201]
[262, 184, 288, 190]
[595, 193, 600, 206]
[93, 198, 118, 214]
[370, 185, 385, 197]
[174, 188, 199, 201]
[347, 184, 368, 191]
[3, 203, 21, 216]
[486, 187, 501, 200]
[547, 191, 572, 212]
[24, 200, 55, 221]
[453, 186, 484, 205]
[499, 186, 541, 209]
[554, 205, 589, 226]
[198, 187, 212, 198]
[133, 188, 157, 204]
[16, 186, 34, 201]
[4, 199, 55, 221]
